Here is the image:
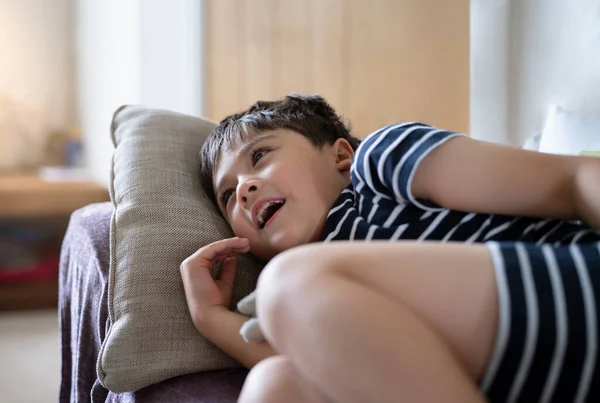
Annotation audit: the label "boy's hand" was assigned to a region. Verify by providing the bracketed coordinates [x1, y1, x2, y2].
[180, 237, 251, 331]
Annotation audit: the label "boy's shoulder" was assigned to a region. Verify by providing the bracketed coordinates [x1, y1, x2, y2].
[356, 122, 434, 150]
[358, 121, 464, 151]
[355, 122, 429, 154]
[350, 121, 464, 176]
[363, 121, 424, 139]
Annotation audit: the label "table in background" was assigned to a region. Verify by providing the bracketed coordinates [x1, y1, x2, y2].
[0, 172, 109, 310]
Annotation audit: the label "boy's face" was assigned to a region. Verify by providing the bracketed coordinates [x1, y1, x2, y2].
[213, 129, 353, 261]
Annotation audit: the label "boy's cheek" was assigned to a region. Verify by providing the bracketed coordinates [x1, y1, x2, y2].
[231, 221, 255, 240]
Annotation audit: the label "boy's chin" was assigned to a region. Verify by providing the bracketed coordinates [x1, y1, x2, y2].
[266, 230, 315, 257]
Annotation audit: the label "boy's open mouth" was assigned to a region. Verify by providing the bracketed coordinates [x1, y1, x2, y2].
[257, 200, 285, 229]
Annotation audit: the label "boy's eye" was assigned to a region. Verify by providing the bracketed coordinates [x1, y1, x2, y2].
[220, 189, 234, 207]
[251, 147, 270, 166]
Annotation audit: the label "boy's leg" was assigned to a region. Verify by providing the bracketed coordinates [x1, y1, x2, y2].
[238, 355, 332, 403]
[256, 241, 498, 403]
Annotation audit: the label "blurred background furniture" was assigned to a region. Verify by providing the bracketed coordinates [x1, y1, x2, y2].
[0, 172, 108, 311]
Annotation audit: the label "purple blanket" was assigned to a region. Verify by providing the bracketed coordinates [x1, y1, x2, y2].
[59, 203, 248, 403]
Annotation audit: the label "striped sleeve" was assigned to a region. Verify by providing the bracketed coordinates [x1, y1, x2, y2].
[351, 122, 466, 211]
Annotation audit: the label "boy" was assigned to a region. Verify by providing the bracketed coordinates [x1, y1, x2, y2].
[180, 94, 600, 402]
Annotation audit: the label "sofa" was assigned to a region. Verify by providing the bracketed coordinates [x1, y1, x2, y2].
[58, 202, 249, 403]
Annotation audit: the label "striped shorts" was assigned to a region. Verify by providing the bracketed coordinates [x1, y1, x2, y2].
[480, 242, 600, 403]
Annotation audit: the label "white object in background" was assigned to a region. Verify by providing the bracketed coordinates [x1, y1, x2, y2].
[539, 105, 600, 155]
[38, 166, 94, 182]
[522, 132, 541, 151]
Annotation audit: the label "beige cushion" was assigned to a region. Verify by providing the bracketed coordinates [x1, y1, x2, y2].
[97, 106, 264, 392]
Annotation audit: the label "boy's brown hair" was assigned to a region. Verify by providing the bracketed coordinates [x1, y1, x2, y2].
[200, 93, 361, 207]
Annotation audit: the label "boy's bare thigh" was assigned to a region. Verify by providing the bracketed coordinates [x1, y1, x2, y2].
[260, 241, 498, 379]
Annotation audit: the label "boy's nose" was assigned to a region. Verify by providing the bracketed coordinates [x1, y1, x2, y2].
[238, 181, 259, 206]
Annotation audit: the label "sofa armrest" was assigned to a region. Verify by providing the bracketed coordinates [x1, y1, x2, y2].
[59, 202, 113, 403]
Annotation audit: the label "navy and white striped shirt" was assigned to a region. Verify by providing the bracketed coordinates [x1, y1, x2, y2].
[322, 122, 600, 245]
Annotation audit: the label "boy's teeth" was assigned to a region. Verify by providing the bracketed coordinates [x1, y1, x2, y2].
[257, 200, 284, 226]
[258, 204, 269, 224]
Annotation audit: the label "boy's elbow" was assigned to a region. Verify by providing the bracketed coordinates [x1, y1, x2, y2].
[573, 158, 600, 224]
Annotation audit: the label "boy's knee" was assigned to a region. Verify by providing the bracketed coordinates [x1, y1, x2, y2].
[238, 356, 297, 403]
[256, 244, 336, 338]
[258, 244, 337, 290]
[257, 244, 336, 308]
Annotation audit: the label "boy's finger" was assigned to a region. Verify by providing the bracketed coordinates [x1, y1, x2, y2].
[188, 237, 250, 262]
[219, 257, 238, 287]
[209, 251, 247, 268]
[205, 238, 250, 259]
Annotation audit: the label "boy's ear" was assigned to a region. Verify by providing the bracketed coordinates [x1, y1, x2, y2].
[333, 138, 354, 172]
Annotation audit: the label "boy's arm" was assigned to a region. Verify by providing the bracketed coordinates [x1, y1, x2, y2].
[356, 123, 600, 224]
[198, 307, 276, 369]
[411, 135, 600, 224]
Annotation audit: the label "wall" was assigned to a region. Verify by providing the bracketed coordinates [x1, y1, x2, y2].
[140, 0, 204, 116]
[75, 0, 141, 187]
[471, 0, 600, 145]
[470, 0, 510, 144]
[75, 0, 204, 186]
[508, 0, 600, 145]
[0, 0, 76, 168]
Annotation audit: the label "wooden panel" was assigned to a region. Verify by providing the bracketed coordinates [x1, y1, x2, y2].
[206, 0, 243, 120]
[274, 0, 313, 97]
[345, 0, 377, 137]
[369, 0, 414, 131]
[206, 0, 469, 134]
[346, 0, 470, 136]
[311, 0, 346, 114]
[242, 0, 278, 107]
